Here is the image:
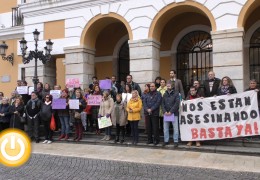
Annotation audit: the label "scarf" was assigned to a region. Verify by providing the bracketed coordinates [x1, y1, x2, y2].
[31, 98, 39, 109]
[45, 101, 52, 105]
[221, 85, 229, 94]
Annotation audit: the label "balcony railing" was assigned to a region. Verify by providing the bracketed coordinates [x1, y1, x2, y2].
[12, 7, 24, 27]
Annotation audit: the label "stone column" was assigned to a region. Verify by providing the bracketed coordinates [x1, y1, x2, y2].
[211, 28, 245, 92]
[64, 46, 95, 89]
[128, 39, 161, 90]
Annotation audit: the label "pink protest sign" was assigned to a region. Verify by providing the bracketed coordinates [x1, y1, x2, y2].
[66, 78, 80, 88]
[87, 95, 102, 106]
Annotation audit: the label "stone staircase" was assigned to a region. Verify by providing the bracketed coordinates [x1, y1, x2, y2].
[48, 128, 260, 156]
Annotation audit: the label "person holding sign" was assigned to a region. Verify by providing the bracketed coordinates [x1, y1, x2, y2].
[126, 90, 142, 145]
[91, 84, 102, 135]
[57, 89, 70, 141]
[98, 91, 114, 141]
[186, 86, 201, 147]
[122, 83, 132, 136]
[217, 76, 237, 96]
[161, 83, 180, 147]
[72, 89, 86, 141]
[143, 83, 162, 146]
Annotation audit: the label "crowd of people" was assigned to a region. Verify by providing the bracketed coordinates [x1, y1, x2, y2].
[0, 70, 259, 147]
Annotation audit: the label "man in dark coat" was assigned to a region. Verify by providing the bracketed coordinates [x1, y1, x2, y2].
[203, 71, 221, 97]
[162, 83, 180, 147]
[143, 82, 162, 145]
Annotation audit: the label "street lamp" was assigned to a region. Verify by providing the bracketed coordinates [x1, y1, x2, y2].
[0, 41, 14, 65]
[19, 29, 53, 91]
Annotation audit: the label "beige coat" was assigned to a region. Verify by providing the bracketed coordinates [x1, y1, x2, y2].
[111, 101, 127, 126]
[98, 97, 114, 116]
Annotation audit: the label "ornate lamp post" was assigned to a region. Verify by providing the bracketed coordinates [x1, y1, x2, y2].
[19, 29, 53, 91]
[0, 41, 14, 65]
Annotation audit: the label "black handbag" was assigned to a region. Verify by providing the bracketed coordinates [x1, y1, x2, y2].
[20, 113, 27, 123]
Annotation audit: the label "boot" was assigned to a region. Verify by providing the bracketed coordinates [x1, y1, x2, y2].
[64, 135, 69, 140]
[120, 135, 125, 144]
[114, 136, 119, 143]
[76, 137, 82, 141]
[101, 135, 107, 141]
[58, 134, 65, 140]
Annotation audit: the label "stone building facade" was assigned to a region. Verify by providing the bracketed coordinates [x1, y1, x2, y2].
[0, 0, 260, 95]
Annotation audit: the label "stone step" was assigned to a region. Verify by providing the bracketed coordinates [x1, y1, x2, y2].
[52, 130, 260, 148]
[50, 136, 260, 157]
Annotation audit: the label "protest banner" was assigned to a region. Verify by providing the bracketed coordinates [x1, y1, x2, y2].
[16, 86, 28, 94]
[179, 90, 260, 141]
[98, 116, 112, 129]
[87, 95, 102, 106]
[50, 90, 61, 99]
[52, 99, 66, 109]
[66, 78, 80, 88]
[99, 79, 111, 90]
[69, 99, 79, 109]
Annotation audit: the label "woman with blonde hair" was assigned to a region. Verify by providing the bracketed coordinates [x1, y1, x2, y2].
[126, 90, 142, 145]
[217, 76, 237, 96]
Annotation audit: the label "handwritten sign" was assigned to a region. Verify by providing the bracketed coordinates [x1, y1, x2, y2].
[66, 78, 80, 88]
[99, 79, 111, 90]
[52, 99, 66, 109]
[98, 116, 112, 129]
[87, 95, 102, 106]
[16, 86, 28, 95]
[69, 99, 79, 109]
[50, 90, 61, 99]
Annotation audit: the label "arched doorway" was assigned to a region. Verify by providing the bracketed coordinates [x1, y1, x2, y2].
[79, 13, 132, 82]
[177, 31, 212, 93]
[118, 41, 129, 82]
[249, 27, 260, 84]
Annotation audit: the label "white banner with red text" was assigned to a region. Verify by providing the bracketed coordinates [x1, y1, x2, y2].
[179, 90, 260, 141]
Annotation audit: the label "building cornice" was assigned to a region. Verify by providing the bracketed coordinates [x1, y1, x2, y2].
[19, 0, 129, 18]
[0, 26, 24, 40]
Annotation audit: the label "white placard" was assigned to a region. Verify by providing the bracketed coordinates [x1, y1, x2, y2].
[69, 99, 79, 109]
[16, 86, 28, 95]
[50, 90, 61, 99]
[28, 87, 34, 95]
[122, 93, 132, 102]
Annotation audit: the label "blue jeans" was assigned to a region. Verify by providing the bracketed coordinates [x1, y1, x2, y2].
[163, 116, 179, 143]
[105, 126, 111, 135]
[59, 116, 70, 135]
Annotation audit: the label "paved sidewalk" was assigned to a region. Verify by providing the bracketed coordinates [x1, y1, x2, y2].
[32, 143, 260, 173]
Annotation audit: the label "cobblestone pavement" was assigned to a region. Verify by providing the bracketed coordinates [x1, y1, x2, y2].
[0, 154, 260, 180]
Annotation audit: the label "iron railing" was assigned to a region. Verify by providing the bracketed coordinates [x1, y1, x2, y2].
[12, 7, 23, 27]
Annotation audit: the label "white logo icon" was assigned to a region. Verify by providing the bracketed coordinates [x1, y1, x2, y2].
[1, 135, 25, 161]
